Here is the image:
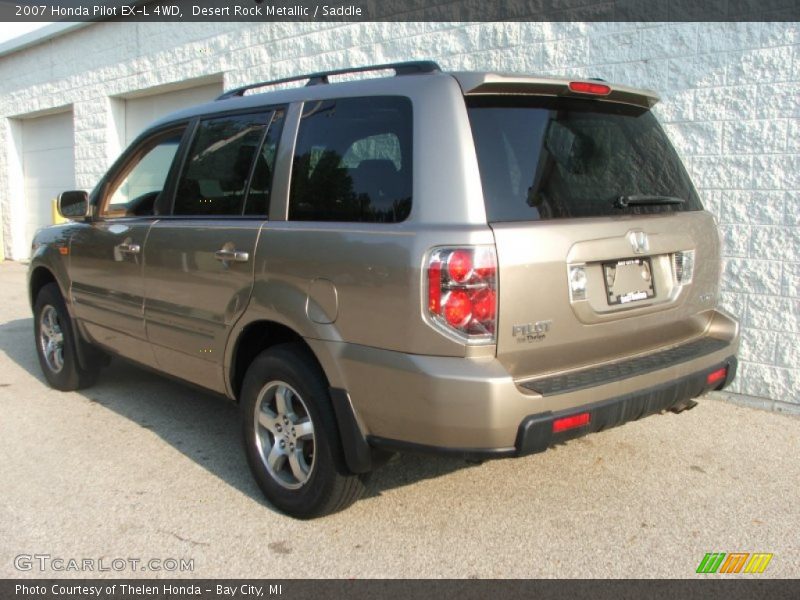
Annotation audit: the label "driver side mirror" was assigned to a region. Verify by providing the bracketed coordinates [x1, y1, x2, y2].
[57, 190, 91, 220]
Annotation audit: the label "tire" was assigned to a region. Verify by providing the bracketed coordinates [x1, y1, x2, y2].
[33, 283, 100, 391]
[241, 343, 368, 518]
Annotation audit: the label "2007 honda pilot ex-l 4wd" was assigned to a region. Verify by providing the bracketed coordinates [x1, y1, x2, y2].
[29, 62, 739, 518]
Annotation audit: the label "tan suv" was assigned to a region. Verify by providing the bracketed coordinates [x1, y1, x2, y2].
[28, 62, 739, 518]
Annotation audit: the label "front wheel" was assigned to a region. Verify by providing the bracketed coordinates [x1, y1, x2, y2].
[33, 283, 100, 391]
[241, 344, 368, 518]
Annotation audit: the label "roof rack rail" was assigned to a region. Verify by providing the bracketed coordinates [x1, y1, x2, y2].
[216, 61, 441, 101]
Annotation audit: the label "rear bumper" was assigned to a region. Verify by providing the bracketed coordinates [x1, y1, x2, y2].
[309, 314, 739, 460]
[368, 356, 737, 460]
[515, 355, 736, 456]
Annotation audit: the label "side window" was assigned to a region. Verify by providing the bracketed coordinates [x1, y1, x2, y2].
[103, 129, 184, 218]
[173, 113, 271, 216]
[244, 109, 284, 216]
[288, 96, 413, 223]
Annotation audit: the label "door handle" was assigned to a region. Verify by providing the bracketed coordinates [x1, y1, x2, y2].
[214, 249, 249, 263]
[117, 242, 141, 255]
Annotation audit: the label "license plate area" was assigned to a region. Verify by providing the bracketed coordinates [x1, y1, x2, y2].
[604, 257, 655, 305]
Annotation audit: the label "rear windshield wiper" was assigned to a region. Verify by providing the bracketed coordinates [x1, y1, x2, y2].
[614, 194, 686, 209]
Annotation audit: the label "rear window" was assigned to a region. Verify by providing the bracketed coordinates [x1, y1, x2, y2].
[467, 96, 702, 222]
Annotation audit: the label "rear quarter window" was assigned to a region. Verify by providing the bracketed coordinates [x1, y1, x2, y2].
[288, 96, 413, 223]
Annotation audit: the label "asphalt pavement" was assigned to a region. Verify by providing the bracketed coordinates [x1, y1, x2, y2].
[1, 260, 798, 578]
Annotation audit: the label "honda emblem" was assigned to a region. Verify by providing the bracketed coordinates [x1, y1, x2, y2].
[628, 231, 649, 254]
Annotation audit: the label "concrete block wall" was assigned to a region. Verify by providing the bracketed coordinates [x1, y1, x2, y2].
[0, 21, 797, 404]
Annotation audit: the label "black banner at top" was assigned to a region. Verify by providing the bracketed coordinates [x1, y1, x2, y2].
[1, 0, 799, 22]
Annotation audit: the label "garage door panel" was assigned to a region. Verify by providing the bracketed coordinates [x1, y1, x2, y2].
[22, 112, 74, 152]
[23, 148, 74, 187]
[25, 185, 63, 220]
[21, 111, 75, 257]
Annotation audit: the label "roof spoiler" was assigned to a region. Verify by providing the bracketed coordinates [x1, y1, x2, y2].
[451, 72, 660, 109]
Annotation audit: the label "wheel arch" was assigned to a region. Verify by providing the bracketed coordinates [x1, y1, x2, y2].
[228, 319, 328, 402]
[29, 262, 108, 372]
[29, 265, 60, 310]
[226, 318, 375, 474]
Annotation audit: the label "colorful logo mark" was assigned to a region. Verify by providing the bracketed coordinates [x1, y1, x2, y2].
[696, 552, 773, 574]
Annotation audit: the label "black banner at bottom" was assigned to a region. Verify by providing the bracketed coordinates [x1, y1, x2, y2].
[2, 579, 799, 600]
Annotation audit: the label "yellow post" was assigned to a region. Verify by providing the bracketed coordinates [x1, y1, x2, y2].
[52, 197, 66, 225]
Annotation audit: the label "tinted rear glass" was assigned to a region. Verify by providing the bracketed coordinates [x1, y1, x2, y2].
[467, 96, 702, 222]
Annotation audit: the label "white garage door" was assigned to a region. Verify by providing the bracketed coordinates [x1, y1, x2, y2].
[22, 111, 75, 254]
[123, 82, 222, 146]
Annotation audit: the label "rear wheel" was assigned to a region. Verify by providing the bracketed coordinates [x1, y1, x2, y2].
[241, 344, 368, 518]
[33, 283, 100, 391]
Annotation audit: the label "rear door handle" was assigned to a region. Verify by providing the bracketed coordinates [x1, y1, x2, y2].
[215, 249, 249, 263]
[117, 242, 141, 255]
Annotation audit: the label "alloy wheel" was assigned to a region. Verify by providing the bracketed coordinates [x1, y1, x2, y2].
[253, 381, 316, 490]
[39, 305, 65, 374]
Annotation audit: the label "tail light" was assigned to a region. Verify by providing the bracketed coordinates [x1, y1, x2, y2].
[672, 250, 695, 285]
[426, 246, 497, 343]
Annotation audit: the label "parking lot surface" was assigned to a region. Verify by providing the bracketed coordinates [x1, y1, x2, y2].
[1, 261, 798, 578]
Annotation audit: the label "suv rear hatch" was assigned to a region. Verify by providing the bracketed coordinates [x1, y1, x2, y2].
[459, 75, 721, 381]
